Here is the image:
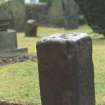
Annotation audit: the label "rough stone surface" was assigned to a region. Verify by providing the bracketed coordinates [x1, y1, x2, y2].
[37, 33, 95, 105]
[25, 19, 37, 37]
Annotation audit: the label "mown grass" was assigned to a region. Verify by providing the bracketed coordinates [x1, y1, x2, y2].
[18, 25, 92, 54]
[0, 25, 104, 105]
[0, 62, 40, 103]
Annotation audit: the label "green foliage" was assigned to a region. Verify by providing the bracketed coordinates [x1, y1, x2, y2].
[75, 0, 105, 34]
[40, 0, 49, 2]
[0, 61, 40, 103]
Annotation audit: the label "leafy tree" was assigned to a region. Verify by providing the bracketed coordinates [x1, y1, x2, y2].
[74, 0, 105, 36]
[40, 0, 49, 2]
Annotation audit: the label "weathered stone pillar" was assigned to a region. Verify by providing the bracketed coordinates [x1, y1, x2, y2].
[25, 19, 37, 37]
[37, 33, 95, 105]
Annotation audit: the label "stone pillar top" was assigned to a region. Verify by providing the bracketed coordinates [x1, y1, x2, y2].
[38, 33, 89, 44]
[37, 33, 95, 105]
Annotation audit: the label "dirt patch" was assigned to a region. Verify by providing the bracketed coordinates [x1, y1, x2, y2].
[0, 54, 37, 66]
[0, 100, 39, 105]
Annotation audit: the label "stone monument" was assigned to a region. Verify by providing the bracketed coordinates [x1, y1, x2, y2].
[0, 7, 27, 57]
[37, 33, 95, 105]
[25, 19, 38, 37]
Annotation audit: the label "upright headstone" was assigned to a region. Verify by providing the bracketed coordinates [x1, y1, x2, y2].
[0, 6, 27, 57]
[25, 19, 38, 37]
[37, 33, 95, 105]
[0, 30, 27, 57]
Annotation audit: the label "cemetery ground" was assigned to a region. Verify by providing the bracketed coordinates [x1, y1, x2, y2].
[0, 25, 104, 105]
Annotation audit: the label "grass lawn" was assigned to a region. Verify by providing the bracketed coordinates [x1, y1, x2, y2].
[0, 25, 105, 105]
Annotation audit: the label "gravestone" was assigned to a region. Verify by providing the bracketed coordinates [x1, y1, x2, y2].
[48, 0, 79, 28]
[0, 7, 27, 57]
[74, 0, 105, 34]
[37, 33, 95, 105]
[26, 2, 48, 25]
[25, 19, 38, 37]
[0, 30, 27, 57]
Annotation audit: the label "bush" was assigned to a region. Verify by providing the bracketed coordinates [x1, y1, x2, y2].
[40, 0, 49, 2]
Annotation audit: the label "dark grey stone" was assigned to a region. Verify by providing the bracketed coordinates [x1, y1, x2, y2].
[37, 33, 95, 105]
[25, 19, 37, 37]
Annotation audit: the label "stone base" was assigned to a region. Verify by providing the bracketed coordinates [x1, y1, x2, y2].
[0, 48, 28, 57]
